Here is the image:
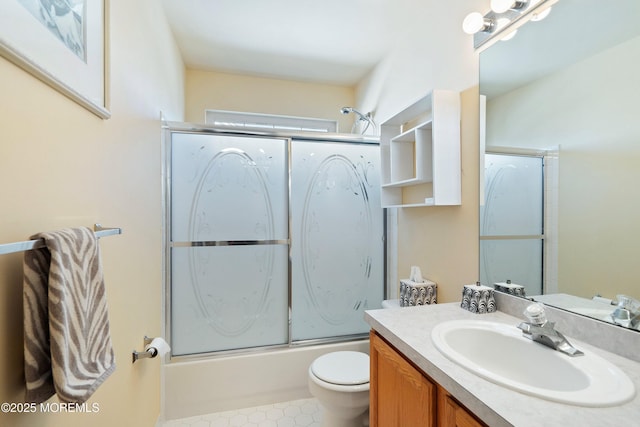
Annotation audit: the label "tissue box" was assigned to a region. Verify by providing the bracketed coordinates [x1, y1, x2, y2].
[494, 281, 526, 297]
[400, 279, 437, 307]
[461, 284, 496, 314]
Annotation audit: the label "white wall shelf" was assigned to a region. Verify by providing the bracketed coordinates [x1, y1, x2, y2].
[380, 90, 461, 208]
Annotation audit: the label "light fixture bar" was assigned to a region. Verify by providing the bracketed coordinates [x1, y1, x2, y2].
[491, 0, 530, 13]
[472, 0, 558, 51]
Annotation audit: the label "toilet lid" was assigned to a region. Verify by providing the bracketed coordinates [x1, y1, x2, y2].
[311, 351, 370, 385]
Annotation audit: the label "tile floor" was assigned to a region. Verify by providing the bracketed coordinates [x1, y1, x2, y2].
[161, 398, 323, 427]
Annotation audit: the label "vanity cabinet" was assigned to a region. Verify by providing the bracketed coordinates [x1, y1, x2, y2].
[438, 389, 486, 427]
[370, 331, 486, 427]
[380, 90, 461, 207]
[370, 330, 436, 426]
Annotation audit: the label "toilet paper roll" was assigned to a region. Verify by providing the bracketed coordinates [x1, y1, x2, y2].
[146, 337, 171, 357]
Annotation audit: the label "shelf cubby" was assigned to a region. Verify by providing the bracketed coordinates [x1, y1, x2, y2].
[380, 90, 461, 208]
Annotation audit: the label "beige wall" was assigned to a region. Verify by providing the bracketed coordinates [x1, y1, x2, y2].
[0, 0, 184, 426]
[185, 69, 356, 133]
[395, 88, 480, 303]
[486, 36, 640, 300]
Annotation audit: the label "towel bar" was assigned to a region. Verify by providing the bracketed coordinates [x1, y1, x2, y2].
[0, 224, 122, 256]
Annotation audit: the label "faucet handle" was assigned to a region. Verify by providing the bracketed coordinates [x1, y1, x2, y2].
[616, 295, 640, 313]
[612, 295, 640, 327]
[524, 302, 547, 326]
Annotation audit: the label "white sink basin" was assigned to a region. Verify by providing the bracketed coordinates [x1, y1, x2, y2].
[431, 320, 635, 407]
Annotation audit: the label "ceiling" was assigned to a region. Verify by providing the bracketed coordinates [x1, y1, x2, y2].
[161, 0, 410, 86]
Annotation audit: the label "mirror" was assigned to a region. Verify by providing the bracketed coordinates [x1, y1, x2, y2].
[479, 0, 640, 329]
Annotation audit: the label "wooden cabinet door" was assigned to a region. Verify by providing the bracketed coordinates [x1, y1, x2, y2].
[437, 386, 487, 427]
[370, 331, 436, 427]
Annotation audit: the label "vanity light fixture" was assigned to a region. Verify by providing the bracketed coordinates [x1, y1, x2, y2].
[463, 0, 558, 51]
[530, 7, 552, 21]
[494, 18, 520, 41]
[499, 28, 518, 41]
[462, 12, 495, 35]
[490, 0, 529, 14]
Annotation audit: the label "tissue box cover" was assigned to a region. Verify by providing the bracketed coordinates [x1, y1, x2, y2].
[400, 279, 437, 307]
[461, 284, 496, 314]
[494, 281, 526, 297]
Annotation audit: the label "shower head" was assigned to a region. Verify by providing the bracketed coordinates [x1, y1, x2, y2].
[339, 106, 376, 135]
[340, 106, 369, 120]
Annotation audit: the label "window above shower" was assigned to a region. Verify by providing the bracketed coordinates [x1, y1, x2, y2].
[205, 110, 338, 133]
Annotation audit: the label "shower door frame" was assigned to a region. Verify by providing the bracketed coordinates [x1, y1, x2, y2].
[480, 148, 552, 295]
[162, 122, 386, 361]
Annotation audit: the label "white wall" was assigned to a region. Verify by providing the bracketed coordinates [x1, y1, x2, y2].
[0, 0, 184, 425]
[356, 0, 484, 302]
[356, 0, 482, 123]
[486, 35, 640, 300]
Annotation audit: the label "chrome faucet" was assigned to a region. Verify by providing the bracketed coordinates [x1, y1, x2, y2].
[517, 303, 584, 357]
[611, 295, 640, 330]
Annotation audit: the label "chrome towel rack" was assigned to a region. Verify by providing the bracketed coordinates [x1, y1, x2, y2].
[0, 224, 122, 256]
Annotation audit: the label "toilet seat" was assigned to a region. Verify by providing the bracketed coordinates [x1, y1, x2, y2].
[310, 351, 369, 386]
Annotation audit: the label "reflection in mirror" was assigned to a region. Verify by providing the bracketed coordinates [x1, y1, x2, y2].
[480, 152, 544, 297]
[479, 0, 640, 331]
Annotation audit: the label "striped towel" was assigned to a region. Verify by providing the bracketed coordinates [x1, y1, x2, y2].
[23, 227, 115, 403]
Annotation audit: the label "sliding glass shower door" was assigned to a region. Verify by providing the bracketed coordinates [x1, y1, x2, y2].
[291, 140, 383, 341]
[170, 133, 289, 355]
[167, 131, 383, 356]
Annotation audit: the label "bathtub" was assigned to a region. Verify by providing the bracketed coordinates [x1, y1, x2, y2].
[162, 339, 369, 421]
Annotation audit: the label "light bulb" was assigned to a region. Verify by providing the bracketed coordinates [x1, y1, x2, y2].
[531, 7, 551, 21]
[462, 12, 485, 34]
[494, 18, 518, 41]
[500, 29, 518, 41]
[491, 0, 515, 13]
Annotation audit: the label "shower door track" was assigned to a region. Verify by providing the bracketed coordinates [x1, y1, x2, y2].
[172, 240, 290, 247]
[479, 235, 544, 240]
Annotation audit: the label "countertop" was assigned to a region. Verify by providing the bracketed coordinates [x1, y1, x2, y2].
[364, 303, 640, 427]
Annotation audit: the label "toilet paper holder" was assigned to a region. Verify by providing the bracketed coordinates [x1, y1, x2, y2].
[132, 336, 158, 363]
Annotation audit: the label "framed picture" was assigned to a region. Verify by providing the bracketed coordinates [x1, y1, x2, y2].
[0, 0, 109, 119]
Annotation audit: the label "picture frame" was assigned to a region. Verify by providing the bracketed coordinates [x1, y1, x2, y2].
[0, 0, 110, 119]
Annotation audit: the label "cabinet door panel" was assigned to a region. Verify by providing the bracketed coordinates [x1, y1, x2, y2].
[438, 386, 487, 427]
[370, 331, 436, 427]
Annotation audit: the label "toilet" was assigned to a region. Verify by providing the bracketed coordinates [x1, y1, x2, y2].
[308, 351, 370, 427]
[308, 300, 401, 426]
